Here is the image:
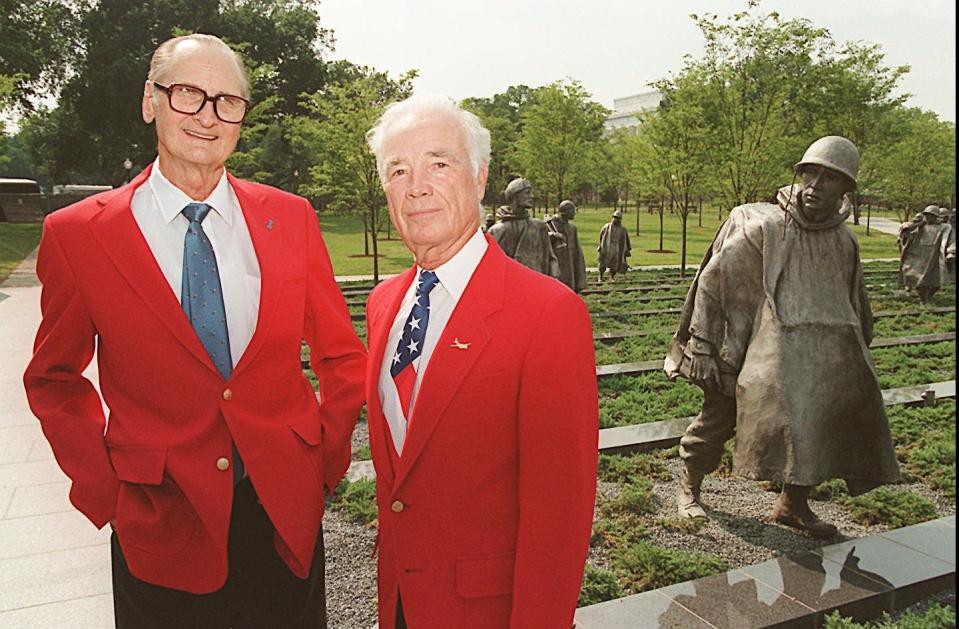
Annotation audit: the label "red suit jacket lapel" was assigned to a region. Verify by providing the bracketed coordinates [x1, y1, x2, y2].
[368, 238, 508, 490]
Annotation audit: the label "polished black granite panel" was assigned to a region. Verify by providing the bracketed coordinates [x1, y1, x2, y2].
[574, 587, 713, 628]
[880, 518, 956, 566]
[815, 534, 955, 609]
[598, 417, 694, 454]
[656, 572, 817, 629]
[740, 551, 893, 624]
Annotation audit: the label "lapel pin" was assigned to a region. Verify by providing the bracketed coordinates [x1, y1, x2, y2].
[450, 338, 471, 350]
[266, 219, 274, 230]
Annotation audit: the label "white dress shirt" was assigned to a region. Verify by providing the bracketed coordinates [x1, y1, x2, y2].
[378, 229, 488, 454]
[130, 159, 261, 369]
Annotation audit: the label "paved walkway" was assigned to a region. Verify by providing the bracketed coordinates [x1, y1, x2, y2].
[0, 249, 113, 625]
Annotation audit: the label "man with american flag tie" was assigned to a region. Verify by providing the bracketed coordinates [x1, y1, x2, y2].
[363, 94, 598, 629]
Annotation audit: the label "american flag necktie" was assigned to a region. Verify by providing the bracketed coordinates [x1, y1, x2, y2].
[390, 270, 440, 418]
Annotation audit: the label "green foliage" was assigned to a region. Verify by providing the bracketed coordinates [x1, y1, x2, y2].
[289, 66, 415, 281]
[462, 85, 537, 204]
[655, 516, 708, 535]
[823, 603, 956, 629]
[0, 1, 85, 111]
[809, 479, 850, 501]
[516, 80, 610, 205]
[330, 478, 378, 528]
[840, 487, 938, 528]
[353, 444, 371, 461]
[598, 452, 670, 484]
[610, 540, 728, 593]
[578, 564, 626, 607]
[598, 373, 703, 429]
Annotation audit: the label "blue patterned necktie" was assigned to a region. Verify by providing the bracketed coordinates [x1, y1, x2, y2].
[181, 202, 244, 483]
[390, 270, 440, 418]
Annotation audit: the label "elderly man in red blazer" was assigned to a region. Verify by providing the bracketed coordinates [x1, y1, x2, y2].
[364, 94, 598, 628]
[23, 34, 365, 628]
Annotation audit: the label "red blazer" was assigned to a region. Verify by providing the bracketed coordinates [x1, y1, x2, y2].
[365, 238, 598, 628]
[23, 166, 366, 593]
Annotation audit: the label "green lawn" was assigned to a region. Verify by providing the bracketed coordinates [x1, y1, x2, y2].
[316, 205, 900, 277]
[0, 204, 901, 284]
[0, 223, 43, 284]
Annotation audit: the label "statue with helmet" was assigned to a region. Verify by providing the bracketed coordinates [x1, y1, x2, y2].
[899, 204, 953, 301]
[488, 178, 559, 278]
[596, 209, 631, 283]
[546, 200, 588, 292]
[664, 136, 900, 537]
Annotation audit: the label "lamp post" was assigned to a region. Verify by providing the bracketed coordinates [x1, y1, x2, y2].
[123, 158, 133, 184]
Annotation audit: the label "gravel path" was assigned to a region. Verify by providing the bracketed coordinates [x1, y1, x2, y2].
[325, 453, 955, 627]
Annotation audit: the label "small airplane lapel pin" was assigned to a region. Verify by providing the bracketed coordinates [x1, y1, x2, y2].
[266, 219, 274, 230]
[450, 337, 471, 350]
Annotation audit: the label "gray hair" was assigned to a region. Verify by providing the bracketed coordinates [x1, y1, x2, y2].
[366, 94, 491, 184]
[148, 34, 250, 99]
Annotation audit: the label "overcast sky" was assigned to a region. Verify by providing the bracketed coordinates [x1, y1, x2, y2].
[320, 0, 956, 122]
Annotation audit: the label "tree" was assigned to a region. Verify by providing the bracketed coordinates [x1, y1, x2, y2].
[291, 67, 415, 282]
[874, 108, 956, 221]
[515, 80, 609, 207]
[462, 84, 537, 206]
[646, 71, 713, 276]
[0, 0, 86, 112]
[811, 41, 910, 224]
[20, 0, 336, 185]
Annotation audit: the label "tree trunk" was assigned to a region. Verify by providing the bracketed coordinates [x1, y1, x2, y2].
[681, 190, 689, 277]
[853, 191, 861, 225]
[370, 206, 380, 283]
[363, 213, 370, 256]
[698, 195, 703, 228]
[866, 202, 872, 237]
[635, 197, 640, 236]
[658, 206, 664, 251]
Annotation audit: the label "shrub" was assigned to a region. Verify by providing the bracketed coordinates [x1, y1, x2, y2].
[598, 452, 670, 484]
[330, 478, 378, 528]
[578, 563, 626, 607]
[823, 602, 956, 628]
[655, 516, 708, 534]
[610, 540, 728, 592]
[841, 487, 938, 528]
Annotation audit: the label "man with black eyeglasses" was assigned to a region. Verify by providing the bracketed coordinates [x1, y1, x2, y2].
[24, 33, 366, 628]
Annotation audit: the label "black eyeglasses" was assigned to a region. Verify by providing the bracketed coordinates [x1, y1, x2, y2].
[152, 82, 250, 124]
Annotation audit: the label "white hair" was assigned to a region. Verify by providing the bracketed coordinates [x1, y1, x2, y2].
[148, 34, 250, 99]
[366, 94, 491, 184]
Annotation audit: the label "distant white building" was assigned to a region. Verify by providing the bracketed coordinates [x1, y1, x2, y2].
[604, 90, 663, 133]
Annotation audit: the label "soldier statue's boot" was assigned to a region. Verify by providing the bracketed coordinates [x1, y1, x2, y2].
[772, 484, 838, 538]
[676, 465, 707, 519]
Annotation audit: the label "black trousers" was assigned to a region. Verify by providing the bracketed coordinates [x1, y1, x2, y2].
[111, 477, 327, 628]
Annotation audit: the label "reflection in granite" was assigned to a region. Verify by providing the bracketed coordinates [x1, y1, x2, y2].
[598, 417, 694, 454]
[742, 550, 893, 624]
[817, 534, 955, 608]
[596, 360, 664, 377]
[880, 518, 956, 566]
[574, 588, 712, 628]
[657, 572, 816, 629]
[880, 381, 955, 406]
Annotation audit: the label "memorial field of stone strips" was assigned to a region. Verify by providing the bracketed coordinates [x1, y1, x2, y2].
[318, 259, 956, 627]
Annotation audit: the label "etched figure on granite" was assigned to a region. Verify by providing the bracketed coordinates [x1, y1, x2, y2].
[546, 200, 587, 292]
[487, 177, 559, 277]
[900, 205, 952, 301]
[597, 209, 631, 283]
[664, 136, 900, 537]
